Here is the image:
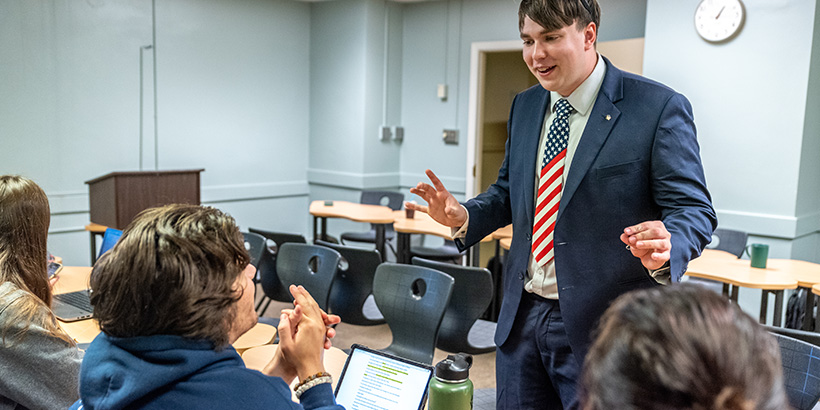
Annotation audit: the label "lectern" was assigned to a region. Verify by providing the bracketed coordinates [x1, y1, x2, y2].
[85, 169, 204, 229]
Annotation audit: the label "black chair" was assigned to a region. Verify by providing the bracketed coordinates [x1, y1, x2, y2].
[372, 263, 454, 364]
[688, 228, 749, 294]
[247, 228, 307, 315]
[410, 239, 465, 264]
[769, 332, 820, 409]
[316, 240, 385, 326]
[242, 232, 267, 269]
[705, 228, 749, 257]
[276, 243, 341, 311]
[412, 257, 496, 355]
[764, 325, 820, 349]
[340, 190, 404, 255]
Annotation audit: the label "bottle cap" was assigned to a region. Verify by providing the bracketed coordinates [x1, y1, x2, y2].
[434, 353, 473, 381]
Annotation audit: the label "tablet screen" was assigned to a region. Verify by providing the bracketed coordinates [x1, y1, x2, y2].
[334, 344, 433, 410]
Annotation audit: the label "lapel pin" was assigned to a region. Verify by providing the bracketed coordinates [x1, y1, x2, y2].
[605, 114, 611, 121]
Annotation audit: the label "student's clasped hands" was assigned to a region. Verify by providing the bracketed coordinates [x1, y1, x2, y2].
[264, 285, 341, 384]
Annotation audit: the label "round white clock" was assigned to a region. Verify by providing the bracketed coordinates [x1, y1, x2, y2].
[695, 0, 745, 42]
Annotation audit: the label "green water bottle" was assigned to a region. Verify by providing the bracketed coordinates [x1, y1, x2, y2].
[428, 353, 474, 410]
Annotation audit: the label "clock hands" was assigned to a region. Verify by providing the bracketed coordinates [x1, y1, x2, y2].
[715, 6, 725, 19]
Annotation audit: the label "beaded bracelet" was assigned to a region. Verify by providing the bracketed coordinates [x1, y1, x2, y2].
[294, 373, 332, 399]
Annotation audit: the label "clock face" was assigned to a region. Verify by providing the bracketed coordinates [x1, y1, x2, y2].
[695, 0, 745, 42]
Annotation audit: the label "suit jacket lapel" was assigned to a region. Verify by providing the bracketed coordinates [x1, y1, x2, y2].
[558, 58, 624, 221]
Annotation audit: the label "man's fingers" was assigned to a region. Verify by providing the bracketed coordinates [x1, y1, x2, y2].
[425, 169, 447, 192]
[633, 239, 670, 251]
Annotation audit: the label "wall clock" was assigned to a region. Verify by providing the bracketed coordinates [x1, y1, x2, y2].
[695, 0, 745, 42]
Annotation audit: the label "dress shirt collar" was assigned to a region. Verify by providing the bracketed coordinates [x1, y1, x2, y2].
[549, 53, 606, 116]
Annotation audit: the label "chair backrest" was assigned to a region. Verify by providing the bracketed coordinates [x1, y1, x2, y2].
[316, 240, 385, 326]
[769, 332, 820, 409]
[247, 228, 308, 302]
[373, 263, 454, 364]
[242, 232, 267, 268]
[98, 228, 123, 259]
[275, 243, 341, 311]
[412, 257, 493, 353]
[705, 228, 748, 258]
[360, 191, 404, 231]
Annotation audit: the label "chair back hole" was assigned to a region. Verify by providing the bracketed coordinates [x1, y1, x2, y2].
[411, 278, 427, 300]
[265, 239, 278, 253]
[308, 255, 320, 274]
[379, 196, 391, 206]
[338, 256, 349, 271]
[707, 234, 721, 249]
[244, 242, 251, 251]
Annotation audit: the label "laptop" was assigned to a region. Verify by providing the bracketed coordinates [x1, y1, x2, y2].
[334, 344, 433, 410]
[52, 228, 122, 322]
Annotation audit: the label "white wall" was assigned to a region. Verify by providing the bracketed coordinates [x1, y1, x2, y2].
[1, 0, 313, 265]
[644, 0, 819, 263]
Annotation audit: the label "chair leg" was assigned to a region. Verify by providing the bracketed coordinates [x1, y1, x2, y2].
[256, 297, 272, 316]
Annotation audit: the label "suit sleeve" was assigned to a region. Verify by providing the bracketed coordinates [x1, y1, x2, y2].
[651, 93, 717, 281]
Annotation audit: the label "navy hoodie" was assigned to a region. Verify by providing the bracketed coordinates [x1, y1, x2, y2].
[70, 334, 344, 410]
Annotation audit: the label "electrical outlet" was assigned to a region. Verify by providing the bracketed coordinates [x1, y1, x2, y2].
[442, 129, 458, 145]
[379, 126, 392, 141]
[393, 126, 404, 142]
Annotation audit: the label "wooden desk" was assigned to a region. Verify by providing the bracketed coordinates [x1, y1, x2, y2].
[309, 201, 394, 259]
[499, 237, 511, 251]
[774, 259, 820, 331]
[53, 266, 100, 344]
[84, 223, 108, 265]
[686, 249, 799, 326]
[393, 211, 493, 265]
[55, 266, 280, 351]
[242, 344, 348, 401]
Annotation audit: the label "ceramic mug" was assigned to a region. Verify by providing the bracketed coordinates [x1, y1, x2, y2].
[745, 243, 769, 269]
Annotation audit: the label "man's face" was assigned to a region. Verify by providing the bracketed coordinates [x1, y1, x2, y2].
[228, 263, 258, 343]
[520, 16, 596, 97]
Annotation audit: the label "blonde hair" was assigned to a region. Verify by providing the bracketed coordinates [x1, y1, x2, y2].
[0, 175, 72, 345]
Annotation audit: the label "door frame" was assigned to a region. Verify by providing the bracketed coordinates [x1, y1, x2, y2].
[465, 40, 522, 198]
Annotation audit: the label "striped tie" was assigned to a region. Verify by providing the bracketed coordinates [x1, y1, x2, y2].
[532, 98, 572, 267]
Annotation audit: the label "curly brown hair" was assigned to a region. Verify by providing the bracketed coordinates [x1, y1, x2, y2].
[580, 283, 787, 410]
[90, 204, 250, 348]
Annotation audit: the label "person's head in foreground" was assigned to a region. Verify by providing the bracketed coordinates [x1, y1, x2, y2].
[581, 283, 788, 410]
[74, 204, 342, 410]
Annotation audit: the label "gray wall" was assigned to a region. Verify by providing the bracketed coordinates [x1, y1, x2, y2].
[1, 0, 313, 265]
[3, 0, 818, 295]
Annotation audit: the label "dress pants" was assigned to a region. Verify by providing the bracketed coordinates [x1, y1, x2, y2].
[496, 291, 579, 410]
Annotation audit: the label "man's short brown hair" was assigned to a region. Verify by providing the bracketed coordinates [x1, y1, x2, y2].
[90, 204, 250, 348]
[518, 0, 601, 33]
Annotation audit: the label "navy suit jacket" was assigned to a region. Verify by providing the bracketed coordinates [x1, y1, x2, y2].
[457, 58, 717, 362]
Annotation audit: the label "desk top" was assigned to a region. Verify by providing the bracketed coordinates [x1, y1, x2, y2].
[242, 344, 348, 401]
[393, 211, 492, 243]
[813, 283, 820, 296]
[491, 225, 513, 240]
[54, 266, 277, 350]
[84, 223, 108, 234]
[685, 250, 798, 290]
[309, 201, 394, 224]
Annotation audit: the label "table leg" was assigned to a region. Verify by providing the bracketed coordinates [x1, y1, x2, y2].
[375, 225, 386, 262]
[89, 231, 98, 265]
[773, 290, 784, 327]
[471, 245, 481, 267]
[396, 232, 411, 264]
[802, 289, 815, 331]
[313, 216, 318, 243]
[760, 290, 769, 324]
[321, 217, 328, 242]
[722, 283, 730, 298]
[729, 285, 739, 303]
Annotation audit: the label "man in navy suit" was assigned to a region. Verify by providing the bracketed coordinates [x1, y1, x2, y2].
[407, 0, 717, 408]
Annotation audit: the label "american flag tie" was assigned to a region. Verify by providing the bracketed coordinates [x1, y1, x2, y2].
[532, 98, 572, 267]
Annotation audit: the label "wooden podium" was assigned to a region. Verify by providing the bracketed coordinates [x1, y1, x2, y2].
[85, 169, 204, 229]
